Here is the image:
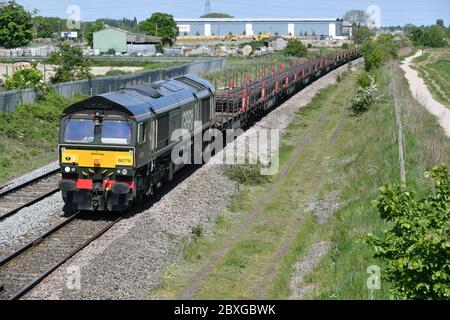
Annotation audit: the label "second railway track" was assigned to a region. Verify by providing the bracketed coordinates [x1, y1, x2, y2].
[0, 169, 61, 222]
[0, 211, 121, 300]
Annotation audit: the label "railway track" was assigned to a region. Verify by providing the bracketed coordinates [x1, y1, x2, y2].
[0, 169, 60, 222]
[0, 163, 202, 300]
[0, 211, 121, 300]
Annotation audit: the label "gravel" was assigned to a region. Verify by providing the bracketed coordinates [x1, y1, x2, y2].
[0, 193, 65, 257]
[21, 59, 363, 300]
[303, 191, 344, 225]
[289, 241, 331, 299]
[0, 161, 59, 193]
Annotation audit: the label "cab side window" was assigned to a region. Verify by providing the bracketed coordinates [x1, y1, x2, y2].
[201, 98, 210, 125]
[157, 115, 169, 149]
[138, 122, 147, 144]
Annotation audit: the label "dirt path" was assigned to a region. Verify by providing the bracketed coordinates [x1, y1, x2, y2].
[401, 51, 450, 138]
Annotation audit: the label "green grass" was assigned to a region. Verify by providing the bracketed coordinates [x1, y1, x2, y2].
[411, 48, 450, 106]
[0, 91, 85, 184]
[151, 59, 449, 300]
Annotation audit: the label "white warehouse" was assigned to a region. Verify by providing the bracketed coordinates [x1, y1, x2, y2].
[175, 18, 345, 38]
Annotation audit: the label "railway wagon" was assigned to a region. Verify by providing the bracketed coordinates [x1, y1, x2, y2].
[58, 48, 360, 212]
[59, 74, 215, 211]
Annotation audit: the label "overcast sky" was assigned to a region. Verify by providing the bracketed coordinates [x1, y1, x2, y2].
[17, 0, 450, 26]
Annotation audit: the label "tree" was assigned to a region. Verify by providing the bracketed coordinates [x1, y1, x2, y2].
[352, 26, 373, 44]
[367, 164, 450, 299]
[83, 21, 104, 48]
[47, 43, 92, 84]
[405, 24, 446, 48]
[0, 1, 33, 48]
[200, 12, 233, 18]
[4, 61, 46, 92]
[423, 25, 446, 47]
[343, 9, 369, 26]
[139, 12, 177, 46]
[34, 16, 54, 38]
[283, 39, 308, 57]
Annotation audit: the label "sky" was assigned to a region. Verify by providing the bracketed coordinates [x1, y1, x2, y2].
[17, 0, 450, 27]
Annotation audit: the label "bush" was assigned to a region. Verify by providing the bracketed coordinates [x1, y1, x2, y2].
[106, 48, 116, 55]
[342, 42, 350, 49]
[349, 74, 378, 115]
[356, 71, 376, 88]
[224, 163, 271, 185]
[366, 164, 450, 299]
[283, 39, 308, 57]
[4, 61, 47, 93]
[0, 91, 82, 141]
[362, 42, 385, 71]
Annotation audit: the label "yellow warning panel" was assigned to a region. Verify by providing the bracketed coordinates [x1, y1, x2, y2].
[61, 148, 134, 168]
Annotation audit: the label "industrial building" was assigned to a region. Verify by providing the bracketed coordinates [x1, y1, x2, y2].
[175, 18, 346, 38]
[93, 27, 161, 54]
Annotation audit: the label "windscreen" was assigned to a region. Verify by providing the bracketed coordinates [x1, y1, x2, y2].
[101, 120, 132, 145]
[64, 119, 95, 143]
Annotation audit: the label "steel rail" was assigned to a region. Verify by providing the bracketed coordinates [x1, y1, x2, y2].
[0, 213, 122, 300]
[0, 169, 60, 222]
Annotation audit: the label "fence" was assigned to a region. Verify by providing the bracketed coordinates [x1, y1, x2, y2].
[0, 58, 225, 112]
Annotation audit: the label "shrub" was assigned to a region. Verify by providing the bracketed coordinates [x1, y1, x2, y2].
[4, 61, 48, 93]
[0, 91, 83, 141]
[349, 75, 378, 115]
[356, 71, 376, 88]
[224, 163, 271, 185]
[283, 39, 308, 57]
[366, 163, 450, 299]
[362, 42, 385, 71]
[342, 42, 350, 49]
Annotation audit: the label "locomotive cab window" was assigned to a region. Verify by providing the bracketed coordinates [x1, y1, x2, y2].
[101, 120, 132, 145]
[63, 119, 95, 143]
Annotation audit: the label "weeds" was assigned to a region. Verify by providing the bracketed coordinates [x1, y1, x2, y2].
[224, 163, 272, 185]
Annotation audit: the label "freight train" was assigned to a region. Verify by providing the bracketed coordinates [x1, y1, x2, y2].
[58, 48, 359, 212]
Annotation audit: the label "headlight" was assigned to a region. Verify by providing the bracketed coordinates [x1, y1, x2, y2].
[64, 166, 71, 173]
[121, 169, 128, 175]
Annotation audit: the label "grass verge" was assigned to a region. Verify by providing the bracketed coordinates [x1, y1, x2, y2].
[151, 58, 449, 300]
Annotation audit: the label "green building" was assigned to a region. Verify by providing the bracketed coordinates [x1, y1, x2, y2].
[93, 27, 161, 54]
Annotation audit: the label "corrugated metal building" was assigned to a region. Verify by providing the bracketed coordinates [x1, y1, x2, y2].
[176, 18, 344, 38]
[93, 27, 161, 54]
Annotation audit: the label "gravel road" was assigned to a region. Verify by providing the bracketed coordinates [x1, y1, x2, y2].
[19, 58, 363, 300]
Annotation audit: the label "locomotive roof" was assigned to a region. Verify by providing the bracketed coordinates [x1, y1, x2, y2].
[62, 74, 214, 118]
